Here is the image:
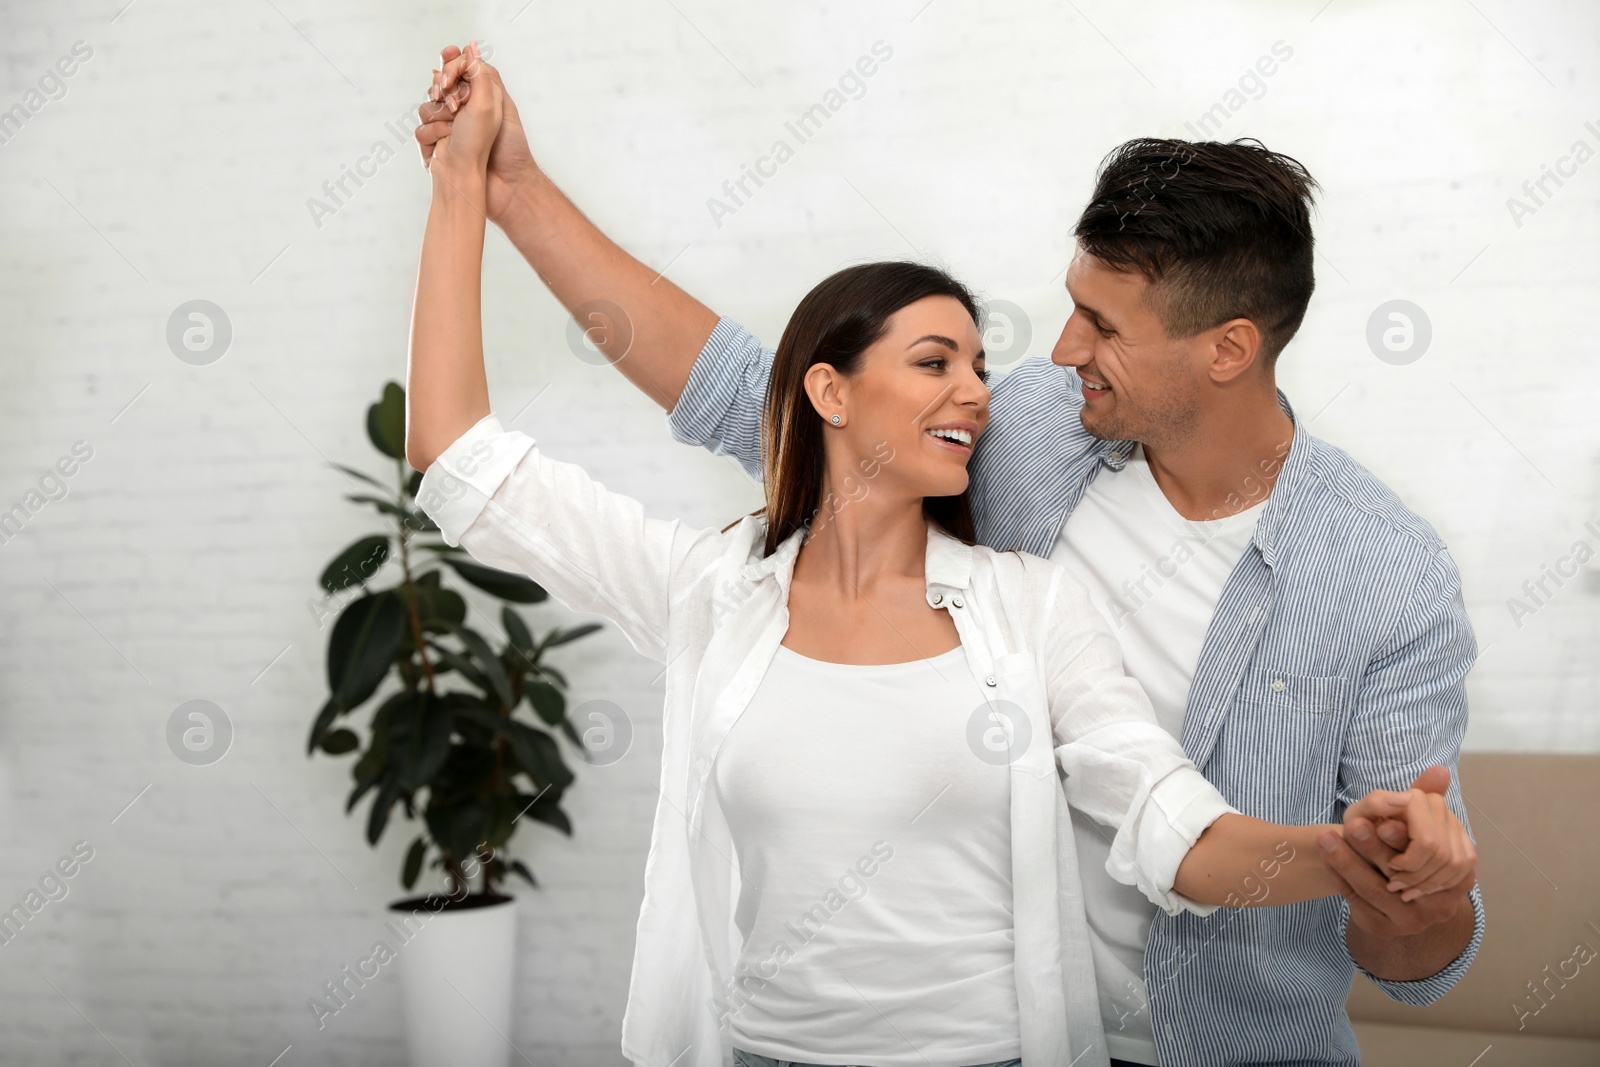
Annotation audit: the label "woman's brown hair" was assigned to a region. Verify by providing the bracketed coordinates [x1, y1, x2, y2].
[731, 261, 982, 557]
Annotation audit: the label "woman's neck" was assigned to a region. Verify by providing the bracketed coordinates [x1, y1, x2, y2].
[790, 492, 929, 600]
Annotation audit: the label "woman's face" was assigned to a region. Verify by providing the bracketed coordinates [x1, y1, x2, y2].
[806, 294, 990, 504]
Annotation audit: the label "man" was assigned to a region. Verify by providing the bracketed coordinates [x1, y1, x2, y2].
[418, 48, 1483, 1067]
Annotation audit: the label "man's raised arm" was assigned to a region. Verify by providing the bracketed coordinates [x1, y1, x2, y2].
[415, 46, 772, 481]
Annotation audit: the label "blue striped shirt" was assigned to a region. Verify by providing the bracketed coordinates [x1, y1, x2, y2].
[667, 317, 1486, 1067]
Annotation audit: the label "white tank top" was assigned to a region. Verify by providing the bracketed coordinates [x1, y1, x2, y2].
[712, 642, 1022, 1067]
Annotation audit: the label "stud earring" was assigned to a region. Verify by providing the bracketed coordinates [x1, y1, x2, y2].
[829, 414, 842, 425]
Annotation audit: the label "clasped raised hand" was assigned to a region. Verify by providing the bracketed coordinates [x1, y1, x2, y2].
[418, 40, 502, 181]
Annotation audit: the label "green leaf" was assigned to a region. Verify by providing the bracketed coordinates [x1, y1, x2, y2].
[534, 663, 568, 689]
[328, 591, 409, 710]
[420, 541, 467, 555]
[506, 721, 575, 789]
[527, 797, 572, 837]
[366, 777, 402, 845]
[447, 622, 516, 710]
[540, 622, 603, 650]
[346, 693, 402, 811]
[307, 695, 341, 755]
[368, 381, 406, 460]
[402, 836, 427, 890]
[413, 582, 467, 632]
[478, 792, 518, 851]
[347, 774, 379, 815]
[425, 640, 493, 695]
[404, 508, 440, 534]
[388, 691, 453, 789]
[558, 717, 582, 748]
[344, 493, 410, 520]
[508, 859, 538, 888]
[444, 558, 548, 603]
[320, 535, 390, 594]
[501, 607, 534, 658]
[425, 802, 486, 863]
[405, 469, 424, 499]
[330, 463, 390, 490]
[450, 700, 509, 740]
[320, 727, 359, 755]
[525, 679, 566, 726]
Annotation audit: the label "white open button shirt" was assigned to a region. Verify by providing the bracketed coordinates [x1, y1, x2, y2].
[417, 413, 1237, 1067]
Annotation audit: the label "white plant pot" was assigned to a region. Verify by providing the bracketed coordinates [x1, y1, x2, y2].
[389, 893, 517, 1067]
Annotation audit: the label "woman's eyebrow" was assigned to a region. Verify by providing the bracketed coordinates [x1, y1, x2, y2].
[905, 334, 960, 351]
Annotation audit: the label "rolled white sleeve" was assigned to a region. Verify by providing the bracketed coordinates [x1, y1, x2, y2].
[1111, 766, 1235, 917]
[414, 414, 729, 664]
[1037, 558, 1238, 916]
[420, 414, 535, 547]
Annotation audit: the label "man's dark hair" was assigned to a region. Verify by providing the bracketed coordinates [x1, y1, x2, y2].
[1074, 137, 1320, 366]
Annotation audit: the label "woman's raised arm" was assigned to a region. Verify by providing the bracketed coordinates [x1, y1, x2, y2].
[405, 40, 499, 472]
[404, 44, 734, 663]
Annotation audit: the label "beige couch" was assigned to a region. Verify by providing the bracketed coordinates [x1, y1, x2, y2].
[1347, 753, 1600, 1065]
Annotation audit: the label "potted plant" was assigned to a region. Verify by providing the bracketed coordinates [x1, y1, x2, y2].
[307, 381, 601, 1066]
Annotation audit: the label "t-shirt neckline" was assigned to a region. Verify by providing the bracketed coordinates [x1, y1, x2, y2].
[773, 642, 968, 674]
[1125, 443, 1270, 531]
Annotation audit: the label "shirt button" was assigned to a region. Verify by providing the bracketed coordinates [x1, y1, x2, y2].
[985, 675, 997, 687]
[1271, 678, 1287, 693]
[930, 592, 944, 605]
[952, 596, 964, 608]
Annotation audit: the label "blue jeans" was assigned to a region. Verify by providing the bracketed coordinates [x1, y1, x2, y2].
[731, 1050, 1021, 1067]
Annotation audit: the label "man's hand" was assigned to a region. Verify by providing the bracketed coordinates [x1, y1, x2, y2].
[417, 44, 539, 222]
[1318, 766, 1478, 980]
[1340, 765, 1476, 901]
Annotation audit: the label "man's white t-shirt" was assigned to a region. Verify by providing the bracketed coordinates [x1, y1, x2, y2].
[1049, 443, 1267, 1065]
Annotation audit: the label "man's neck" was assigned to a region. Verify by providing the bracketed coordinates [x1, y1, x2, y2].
[1141, 389, 1296, 522]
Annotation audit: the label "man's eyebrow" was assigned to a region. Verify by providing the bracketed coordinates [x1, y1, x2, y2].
[906, 333, 961, 351]
[1073, 301, 1116, 330]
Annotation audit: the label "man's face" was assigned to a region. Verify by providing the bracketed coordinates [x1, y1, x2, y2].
[1050, 246, 1206, 448]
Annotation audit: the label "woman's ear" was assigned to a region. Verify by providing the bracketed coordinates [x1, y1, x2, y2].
[803, 362, 848, 426]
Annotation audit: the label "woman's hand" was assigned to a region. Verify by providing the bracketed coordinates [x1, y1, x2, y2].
[1341, 786, 1477, 902]
[425, 40, 503, 181]
[419, 44, 539, 223]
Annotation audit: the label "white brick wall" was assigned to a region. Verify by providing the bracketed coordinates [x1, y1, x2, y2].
[0, 0, 1594, 1062]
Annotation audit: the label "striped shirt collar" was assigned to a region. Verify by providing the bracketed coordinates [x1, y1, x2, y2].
[1082, 383, 1309, 573]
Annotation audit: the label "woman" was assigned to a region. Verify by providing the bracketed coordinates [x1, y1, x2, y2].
[406, 44, 1469, 1067]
